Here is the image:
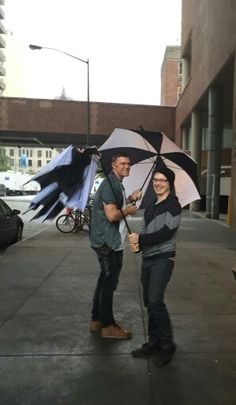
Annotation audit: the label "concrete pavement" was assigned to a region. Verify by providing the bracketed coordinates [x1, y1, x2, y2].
[0, 212, 236, 404]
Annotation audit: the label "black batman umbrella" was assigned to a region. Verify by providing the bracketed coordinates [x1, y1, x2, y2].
[99, 128, 201, 208]
[25, 145, 99, 221]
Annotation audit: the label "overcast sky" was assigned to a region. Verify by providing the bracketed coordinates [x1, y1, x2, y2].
[5, 0, 182, 105]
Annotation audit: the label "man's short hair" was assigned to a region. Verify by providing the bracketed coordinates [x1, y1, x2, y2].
[111, 152, 130, 164]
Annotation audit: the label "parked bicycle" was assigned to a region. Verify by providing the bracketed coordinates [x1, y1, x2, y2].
[56, 202, 92, 234]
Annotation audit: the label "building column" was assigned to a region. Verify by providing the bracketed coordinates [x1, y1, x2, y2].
[206, 88, 221, 219]
[229, 57, 236, 228]
[190, 111, 202, 211]
[181, 126, 189, 151]
[231, 145, 236, 227]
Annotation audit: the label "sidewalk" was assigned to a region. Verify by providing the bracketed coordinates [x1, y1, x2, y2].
[0, 213, 235, 405]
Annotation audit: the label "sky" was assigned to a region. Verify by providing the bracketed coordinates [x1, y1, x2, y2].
[4, 0, 182, 105]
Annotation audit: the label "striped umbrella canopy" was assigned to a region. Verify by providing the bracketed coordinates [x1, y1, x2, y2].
[99, 128, 201, 208]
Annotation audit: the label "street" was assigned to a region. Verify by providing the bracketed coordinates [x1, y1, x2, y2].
[0, 208, 235, 404]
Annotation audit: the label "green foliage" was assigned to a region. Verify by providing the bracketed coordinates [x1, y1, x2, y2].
[27, 169, 36, 175]
[0, 148, 11, 171]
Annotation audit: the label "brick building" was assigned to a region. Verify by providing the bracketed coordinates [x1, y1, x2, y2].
[161, 46, 182, 106]
[176, 0, 236, 227]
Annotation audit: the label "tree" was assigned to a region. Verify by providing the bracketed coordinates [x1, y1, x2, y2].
[0, 147, 11, 171]
[27, 168, 36, 175]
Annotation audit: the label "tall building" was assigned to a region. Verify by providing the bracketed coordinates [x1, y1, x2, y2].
[161, 46, 182, 106]
[175, 0, 236, 227]
[3, 146, 61, 173]
[0, 0, 6, 95]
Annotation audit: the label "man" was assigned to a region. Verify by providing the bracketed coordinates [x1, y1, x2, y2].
[128, 166, 181, 365]
[90, 153, 141, 339]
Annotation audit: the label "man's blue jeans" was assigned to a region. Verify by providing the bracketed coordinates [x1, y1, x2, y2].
[91, 250, 123, 327]
[141, 257, 174, 349]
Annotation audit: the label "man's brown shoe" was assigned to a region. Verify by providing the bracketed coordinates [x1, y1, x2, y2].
[90, 320, 102, 332]
[101, 324, 132, 339]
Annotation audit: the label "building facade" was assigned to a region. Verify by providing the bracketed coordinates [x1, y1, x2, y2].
[175, 0, 236, 227]
[161, 46, 182, 106]
[3, 146, 61, 173]
[0, 0, 5, 95]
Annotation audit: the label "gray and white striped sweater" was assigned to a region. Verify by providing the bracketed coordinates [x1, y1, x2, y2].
[139, 194, 182, 259]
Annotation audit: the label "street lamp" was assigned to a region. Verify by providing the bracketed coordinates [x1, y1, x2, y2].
[29, 44, 90, 146]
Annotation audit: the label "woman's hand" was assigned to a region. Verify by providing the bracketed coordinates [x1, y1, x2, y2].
[128, 232, 139, 244]
[129, 242, 140, 253]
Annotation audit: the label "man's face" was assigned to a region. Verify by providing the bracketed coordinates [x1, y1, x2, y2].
[112, 157, 131, 179]
[152, 172, 170, 198]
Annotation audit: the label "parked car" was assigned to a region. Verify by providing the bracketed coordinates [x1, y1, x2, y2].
[0, 198, 24, 247]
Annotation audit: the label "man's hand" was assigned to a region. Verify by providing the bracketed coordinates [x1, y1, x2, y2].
[128, 189, 142, 203]
[104, 203, 138, 222]
[125, 205, 138, 216]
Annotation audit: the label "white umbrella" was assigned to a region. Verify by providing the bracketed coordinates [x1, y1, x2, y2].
[99, 128, 201, 208]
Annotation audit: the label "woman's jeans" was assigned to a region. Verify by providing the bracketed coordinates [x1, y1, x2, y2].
[141, 256, 174, 349]
[91, 250, 123, 327]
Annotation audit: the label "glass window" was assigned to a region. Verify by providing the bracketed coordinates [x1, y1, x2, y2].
[37, 150, 42, 158]
[0, 200, 4, 213]
[202, 128, 209, 150]
[177, 86, 182, 100]
[9, 149, 14, 157]
[178, 61, 182, 75]
[222, 128, 232, 149]
[37, 160, 42, 167]
[0, 199, 11, 214]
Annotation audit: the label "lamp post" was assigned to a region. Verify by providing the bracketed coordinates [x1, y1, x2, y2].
[29, 44, 90, 146]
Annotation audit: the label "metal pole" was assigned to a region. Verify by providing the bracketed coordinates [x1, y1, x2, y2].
[29, 44, 90, 146]
[87, 59, 90, 146]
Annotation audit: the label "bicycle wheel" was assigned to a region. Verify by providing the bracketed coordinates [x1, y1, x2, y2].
[56, 214, 76, 233]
